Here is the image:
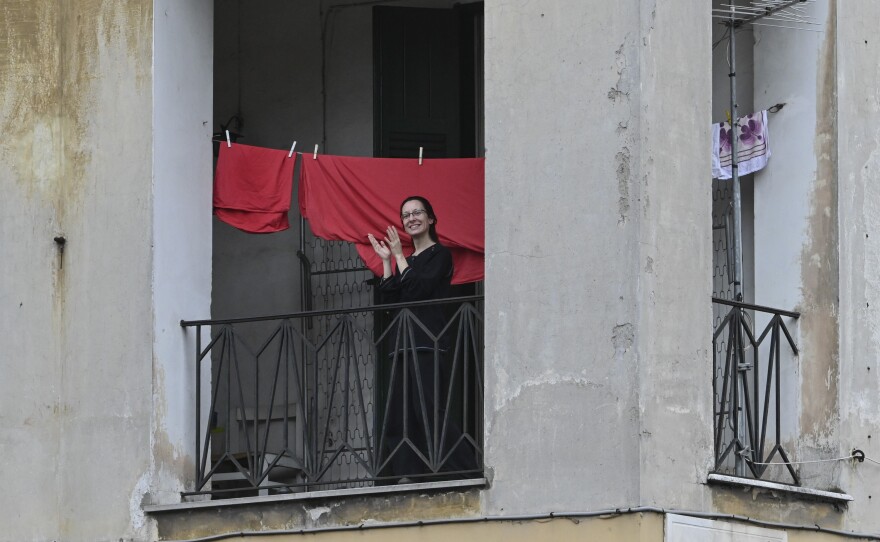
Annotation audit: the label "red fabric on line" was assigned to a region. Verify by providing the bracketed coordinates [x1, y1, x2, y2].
[214, 143, 297, 233]
[299, 154, 484, 284]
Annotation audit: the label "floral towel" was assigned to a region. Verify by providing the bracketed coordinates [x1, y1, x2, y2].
[712, 110, 770, 180]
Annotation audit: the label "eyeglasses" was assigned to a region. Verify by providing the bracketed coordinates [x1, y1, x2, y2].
[400, 209, 427, 221]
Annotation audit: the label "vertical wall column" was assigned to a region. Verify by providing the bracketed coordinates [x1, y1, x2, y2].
[151, 0, 214, 504]
[837, 0, 880, 531]
[1, 2, 156, 539]
[483, 0, 642, 513]
[483, 0, 712, 514]
[635, 0, 713, 508]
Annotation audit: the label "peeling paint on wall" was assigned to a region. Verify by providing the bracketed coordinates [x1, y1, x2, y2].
[492, 370, 604, 416]
[608, 39, 632, 102]
[612, 322, 634, 357]
[617, 148, 632, 225]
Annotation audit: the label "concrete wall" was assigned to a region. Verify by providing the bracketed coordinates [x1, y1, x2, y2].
[0, 1, 155, 540]
[635, 0, 713, 509]
[837, 0, 880, 533]
[0, 0, 213, 539]
[483, 0, 712, 514]
[483, 0, 639, 512]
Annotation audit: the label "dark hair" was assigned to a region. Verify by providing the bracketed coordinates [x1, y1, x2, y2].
[400, 195, 439, 243]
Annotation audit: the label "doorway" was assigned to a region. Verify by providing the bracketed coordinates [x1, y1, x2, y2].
[208, 0, 484, 492]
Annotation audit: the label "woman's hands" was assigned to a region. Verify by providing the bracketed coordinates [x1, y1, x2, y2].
[384, 226, 404, 258]
[368, 227, 409, 279]
[367, 233, 391, 261]
[367, 227, 404, 259]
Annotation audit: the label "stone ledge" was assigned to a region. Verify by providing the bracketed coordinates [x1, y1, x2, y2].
[144, 477, 488, 513]
[707, 473, 853, 504]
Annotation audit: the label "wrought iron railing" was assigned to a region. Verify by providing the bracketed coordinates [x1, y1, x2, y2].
[180, 296, 484, 498]
[712, 297, 800, 484]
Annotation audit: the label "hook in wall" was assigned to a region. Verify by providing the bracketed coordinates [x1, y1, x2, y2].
[54, 236, 66, 269]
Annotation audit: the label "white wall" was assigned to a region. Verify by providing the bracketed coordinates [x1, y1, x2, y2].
[151, 0, 214, 509]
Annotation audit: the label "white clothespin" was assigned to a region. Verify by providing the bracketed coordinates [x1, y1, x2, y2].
[313, 144, 319, 159]
[418, 147, 423, 166]
[288, 141, 297, 158]
[225, 130, 231, 148]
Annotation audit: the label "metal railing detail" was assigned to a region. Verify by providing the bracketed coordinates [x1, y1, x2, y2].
[182, 296, 484, 498]
[712, 297, 800, 485]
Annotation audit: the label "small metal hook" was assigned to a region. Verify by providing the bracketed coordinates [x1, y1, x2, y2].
[54, 236, 67, 269]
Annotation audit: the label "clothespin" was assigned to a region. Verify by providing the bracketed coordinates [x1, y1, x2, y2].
[725, 111, 732, 125]
[313, 144, 319, 159]
[288, 141, 297, 158]
[418, 147, 423, 166]
[225, 130, 231, 148]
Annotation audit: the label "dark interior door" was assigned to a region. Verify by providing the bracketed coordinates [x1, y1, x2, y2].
[373, 6, 462, 159]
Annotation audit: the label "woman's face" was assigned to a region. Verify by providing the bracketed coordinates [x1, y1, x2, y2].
[400, 199, 433, 238]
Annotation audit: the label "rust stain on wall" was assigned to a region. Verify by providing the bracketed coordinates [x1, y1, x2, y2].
[0, 0, 151, 207]
[1, 1, 64, 202]
[798, 0, 839, 450]
[1, 0, 152, 310]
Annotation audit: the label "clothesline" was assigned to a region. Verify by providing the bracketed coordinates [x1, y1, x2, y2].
[213, 142, 486, 284]
[299, 153, 485, 285]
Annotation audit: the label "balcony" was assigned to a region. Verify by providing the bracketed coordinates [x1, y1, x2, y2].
[712, 297, 800, 485]
[181, 296, 484, 499]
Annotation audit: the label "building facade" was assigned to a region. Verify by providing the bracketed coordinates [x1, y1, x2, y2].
[2, 0, 880, 541]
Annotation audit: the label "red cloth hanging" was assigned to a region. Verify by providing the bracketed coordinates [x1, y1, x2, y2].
[299, 155, 484, 284]
[214, 143, 297, 233]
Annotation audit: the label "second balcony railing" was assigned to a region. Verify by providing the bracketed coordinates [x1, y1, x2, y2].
[712, 297, 800, 485]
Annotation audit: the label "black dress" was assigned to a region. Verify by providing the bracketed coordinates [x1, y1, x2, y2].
[376, 244, 473, 479]
[378, 243, 453, 349]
